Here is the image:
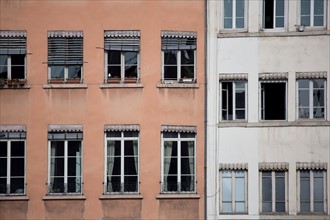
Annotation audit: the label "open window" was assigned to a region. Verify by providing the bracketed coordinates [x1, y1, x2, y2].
[262, 0, 286, 29]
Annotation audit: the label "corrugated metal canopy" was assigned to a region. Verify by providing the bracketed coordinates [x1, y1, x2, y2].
[259, 72, 288, 80]
[104, 30, 140, 38]
[296, 72, 327, 79]
[161, 30, 196, 38]
[0, 124, 26, 132]
[0, 30, 26, 38]
[219, 73, 248, 81]
[219, 163, 248, 170]
[104, 124, 140, 132]
[296, 162, 327, 170]
[48, 125, 83, 132]
[48, 31, 83, 38]
[161, 125, 196, 133]
[259, 162, 289, 171]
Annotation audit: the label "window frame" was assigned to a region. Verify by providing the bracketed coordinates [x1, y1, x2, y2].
[259, 80, 288, 121]
[47, 137, 83, 195]
[299, 0, 327, 28]
[261, 0, 288, 31]
[161, 131, 196, 193]
[296, 78, 326, 120]
[48, 65, 83, 83]
[104, 130, 140, 194]
[219, 169, 248, 214]
[0, 55, 26, 80]
[219, 80, 248, 121]
[0, 139, 26, 196]
[221, 0, 248, 31]
[259, 170, 288, 213]
[297, 169, 327, 214]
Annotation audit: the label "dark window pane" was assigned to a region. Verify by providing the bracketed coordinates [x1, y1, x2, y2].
[124, 156, 137, 175]
[264, 0, 274, 28]
[124, 141, 137, 156]
[181, 65, 194, 79]
[112, 156, 121, 175]
[68, 157, 81, 176]
[11, 141, 24, 157]
[11, 55, 24, 65]
[181, 175, 193, 191]
[181, 158, 193, 175]
[51, 141, 65, 157]
[275, 202, 285, 212]
[49, 177, 64, 193]
[10, 158, 24, 176]
[164, 66, 177, 80]
[261, 82, 286, 120]
[68, 177, 81, 193]
[262, 172, 272, 212]
[124, 52, 137, 65]
[236, 90, 245, 108]
[181, 50, 194, 64]
[314, 202, 324, 212]
[68, 65, 81, 79]
[109, 176, 121, 192]
[181, 141, 194, 157]
[124, 176, 138, 192]
[125, 65, 137, 78]
[10, 177, 24, 194]
[163, 132, 178, 138]
[68, 141, 81, 156]
[51, 158, 64, 177]
[0, 178, 7, 193]
[106, 132, 121, 138]
[108, 51, 121, 64]
[123, 131, 139, 137]
[107, 66, 121, 78]
[11, 66, 25, 79]
[164, 50, 177, 65]
[50, 66, 65, 79]
[0, 142, 7, 157]
[0, 158, 7, 177]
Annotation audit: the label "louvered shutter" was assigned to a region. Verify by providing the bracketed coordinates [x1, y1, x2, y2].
[104, 30, 140, 51]
[0, 31, 26, 55]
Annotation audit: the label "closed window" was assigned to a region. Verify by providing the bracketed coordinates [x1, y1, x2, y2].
[47, 130, 82, 195]
[0, 31, 26, 82]
[0, 130, 26, 195]
[161, 31, 196, 83]
[262, 0, 286, 29]
[300, 0, 326, 27]
[105, 128, 139, 193]
[161, 126, 196, 193]
[297, 78, 326, 119]
[219, 166, 248, 213]
[223, 0, 246, 29]
[48, 31, 83, 83]
[104, 31, 140, 84]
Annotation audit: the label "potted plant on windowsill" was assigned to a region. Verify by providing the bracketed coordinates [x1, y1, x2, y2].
[18, 79, 26, 87]
[66, 78, 81, 84]
[107, 77, 121, 84]
[0, 79, 6, 87]
[49, 78, 64, 84]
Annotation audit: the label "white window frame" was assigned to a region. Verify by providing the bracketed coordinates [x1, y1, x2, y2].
[297, 169, 327, 213]
[260, 0, 288, 31]
[259, 80, 288, 121]
[48, 66, 83, 82]
[161, 132, 196, 193]
[219, 81, 248, 121]
[104, 131, 140, 194]
[47, 139, 83, 195]
[161, 50, 196, 83]
[299, 0, 327, 28]
[219, 169, 248, 214]
[296, 79, 326, 120]
[259, 170, 288, 213]
[0, 139, 26, 195]
[0, 55, 26, 80]
[221, 0, 248, 31]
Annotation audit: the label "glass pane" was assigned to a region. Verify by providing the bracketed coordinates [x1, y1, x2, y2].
[276, 17, 284, 28]
[181, 50, 194, 65]
[124, 140, 137, 156]
[0, 142, 7, 157]
[224, 18, 233, 29]
[124, 52, 137, 65]
[181, 141, 194, 157]
[236, 18, 244, 28]
[235, 177, 245, 201]
[181, 175, 194, 191]
[222, 177, 232, 201]
[10, 177, 24, 194]
[313, 90, 324, 107]
[0, 55, 7, 66]
[106, 131, 121, 138]
[164, 66, 177, 80]
[68, 141, 81, 156]
[68, 177, 81, 193]
[236, 90, 245, 108]
[262, 202, 272, 212]
[262, 174, 272, 201]
[301, 0, 311, 15]
[298, 79, 309, 88]
[123, 131, 139, 137]
[11, 54, 24, 65]
[236, 202, 245, 212]
[276, 0, 284, 17]
[275, 174, 285, 201]
[300, 171, 310, 212]
[223, 202, 232, 212]
[301, 16, 311, 26]
[236, 0, 244, 17]
[264, 0, 274, 29]
[51, 158, 64, 176]
[164, 141, 177, 157]
[299, 90, 309, 107]
[68, 157, 81, 176]
[68, 65, 81, 79]
[181, 158, 193, 175]
[109, 176, 121, 192]
[314, 0, 324, 17]
[51, 141, 64, 156]
[314, 202, 324, 212]
[0, 178, 6, 193]
[180, 133, 195, 138]
[164, 50, 177, 65]
[50, 66, 64, 79]
[236, 110, 245, 119]
[224, 0, 233, 19]
[299, 107, 309, 118]
[108, 66, 121, 78]
[124, 176, 138, 192]
[300, 202, 310, 212]
[11, 66, 25, 79]
[112, 156, 121, 175]
[124, 156, 137, 175]
[49, 177, 64, 193]
[163, 132, 178, 138]
[313, 79, 324, 88]
[124, 52, 138, 78]
[222, 170, 232, 177]
[181, 65, 194, 79]
[10, 158, 24, 176]
[314, 15, 323, 26]
[108, 51, 121, 64]
[0, 158, 7, 177]
[10, 141, 24, 157]
[314, 172, 324, 201]
[275, 202, 285, 212]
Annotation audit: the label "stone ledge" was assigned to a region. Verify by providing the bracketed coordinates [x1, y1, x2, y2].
[43, 84, 88, 89]
[0, 196, 29, 201]
[156, 193, 200, 199]
[42, 195, 86, 200]
[157, 82, 200, 89]
[100, 83, 144, 89]
[219, 120, 330, 128]
[99, 194, 143, 200]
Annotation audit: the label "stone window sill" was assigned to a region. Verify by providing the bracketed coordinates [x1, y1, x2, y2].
[218, 30, 330, 38]
[42, 195, 86, 200]
[99, 194, 143, 200]
[219, 120, 330, 128]
[43, 84, 88, 89]
[157, 82, 199, 89]
[0, 85, 31, 89]
[156, 193, 200, 199]
[100, 83, 144, 89]
[0, 196, 29, 201]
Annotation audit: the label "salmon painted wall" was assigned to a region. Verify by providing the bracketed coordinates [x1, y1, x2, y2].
[0, 1, 205, 219]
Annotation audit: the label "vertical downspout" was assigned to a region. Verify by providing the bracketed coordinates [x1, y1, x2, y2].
[204, 0, 208, 219]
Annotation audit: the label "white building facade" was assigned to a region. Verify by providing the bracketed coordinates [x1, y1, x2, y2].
[207, 0, 330, 219]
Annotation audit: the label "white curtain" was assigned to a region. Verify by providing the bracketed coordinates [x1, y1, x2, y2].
[50, 142, 56, 192]
[188, 141, 194, 191]
[164, 141, 173, 191]
[75, 142, 81, 193]
[133, 140, 138, 174]
[107, 141, 115, 192]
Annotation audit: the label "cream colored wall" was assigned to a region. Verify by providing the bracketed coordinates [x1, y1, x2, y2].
[0, 1, 205, 219]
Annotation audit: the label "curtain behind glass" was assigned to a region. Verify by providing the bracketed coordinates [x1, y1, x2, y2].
[107, 140, 115, 192]
[163, 141, 173, 191]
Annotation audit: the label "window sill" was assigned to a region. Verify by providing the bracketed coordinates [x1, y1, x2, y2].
[217, 30, 330, 38]
[0, 196, 29, 201]
[219, 212, 248, 215]
[43, 84, 88, 89]
[156, 193, 200, 199]
[218, 120, 330, 128]
[157, 82, 199, 89]
[99, 194, 143, 200]
[100, 83, 144, 89]
[0, 85, 31, 89]
[42, 195, 86, 200]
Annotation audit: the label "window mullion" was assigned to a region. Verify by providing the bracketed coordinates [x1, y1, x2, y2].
[8, 56, 12, 80]
[7, 141, 11, 193]
[310, 171, 314, 212]
[64, 67, 68, 80]
[273, 0, 277, 28]
[178, 136, 181, 191]
[177, 51, 181, 81]
[232, 172, 236, 212]
[272, 171, 276, 212]
[64, 141, 68, 193]
[233, 0, 236, 29]
[233, 82, 236, 120]
[121, 137, 125, 189]
[311, 0, 314, 26]
[121, 52, 125, 80]
[309, 80, 313, 119]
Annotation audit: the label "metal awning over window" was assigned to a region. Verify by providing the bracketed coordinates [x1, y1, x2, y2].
[259, 72, 288, 80]
[219, 163, 248, 170]
[161, 125, 196, 133]
[219, 73, 248, 81]
[296, 162, 327, 170]
[48, 125, 83, 139]
[296, 72, 327, 79]
[0, 30, 26, 55]
[104, 30, 140, 52]
[104, 124, 140, 132]
[0, 125, 26, 139]
[259, 162, 289, 171]
[48, 31, 83, 65]
[161, 31, 196, 50]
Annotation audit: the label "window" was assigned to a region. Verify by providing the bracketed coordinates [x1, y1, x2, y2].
[161, 31, 196, 83]
[219, 163, 248, 213]
[259, 163, 288, 213]
[297, 73, 326, 119]
[104, 31, 140, 84]
[161, 125, 196, 193]
[47, 128, 82, 195]
[260, 73, 287, 120]
[300, 0, 326, 27]
[0, 31, 26, 81]
[48, 31, 83, 83]
[223, 0, 246, 29]
[297, 162, 327, 213]
[262, 0, 286, 29]
[220, 74, 247, 121]
[0, 129, 26, 195]
[104, 125, 139, 193]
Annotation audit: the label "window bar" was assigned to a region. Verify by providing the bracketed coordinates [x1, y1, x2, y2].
[233, 0, 237, 29]
[233, 82, 236, 120]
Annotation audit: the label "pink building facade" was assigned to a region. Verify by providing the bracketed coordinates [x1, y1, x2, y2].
[0, 1, 205, 219]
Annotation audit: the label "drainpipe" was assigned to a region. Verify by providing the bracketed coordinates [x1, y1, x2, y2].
[204, 0, 208, 219]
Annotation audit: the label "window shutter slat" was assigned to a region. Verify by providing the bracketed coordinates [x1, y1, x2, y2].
[0, 37, 26, 55]
[104, 38, 140, 51]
